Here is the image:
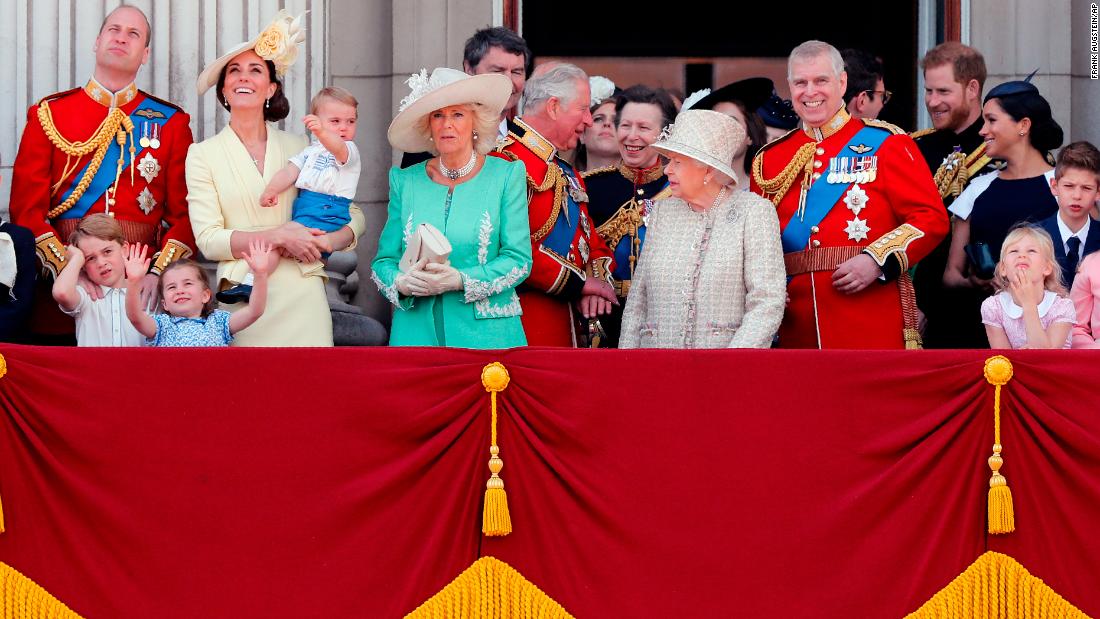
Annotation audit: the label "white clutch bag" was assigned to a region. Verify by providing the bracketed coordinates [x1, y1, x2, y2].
[399, 223, 452, 272]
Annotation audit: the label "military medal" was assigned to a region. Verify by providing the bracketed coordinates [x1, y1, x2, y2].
[843, 184, 868, 215]
[137, 187, 157, 215]
[139, 121, 151, 148]
[149, 123, 161, 149]
[137, 151, 161, 183]
[844, 217, 870, 242]
[565, 172, 588, 203]
[827, 158, 838, 184]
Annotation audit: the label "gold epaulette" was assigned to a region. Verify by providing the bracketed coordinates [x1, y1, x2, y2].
[495, 136, 517, 154]
[909, 127, 936, 139]
[864, 223, 926, 271]
[863, 118, 905, 135]
[35, 87, 82, 107]
[581, 165, 616, 179]
[652, 186, 673, 200]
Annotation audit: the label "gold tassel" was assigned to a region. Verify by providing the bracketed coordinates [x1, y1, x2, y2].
[481, 363, 512, 536]
[984, 356, 1015, 534]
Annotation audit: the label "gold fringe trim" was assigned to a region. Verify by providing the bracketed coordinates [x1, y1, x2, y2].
[0, 562, 85, 618]
[984, 356, 1015, 534]
[0, 353, 5, 533]
[481, 363, 512, 537]
[904, 552, 1089, 618]
[405, 556, 573, 619]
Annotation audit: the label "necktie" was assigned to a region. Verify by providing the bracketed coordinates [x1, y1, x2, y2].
[1066, 236, 1082, 283]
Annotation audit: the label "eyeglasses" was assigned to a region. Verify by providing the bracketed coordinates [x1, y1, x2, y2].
[864, 89, 893, 104]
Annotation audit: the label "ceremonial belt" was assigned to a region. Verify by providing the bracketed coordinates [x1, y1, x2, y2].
[57, 97, 177, 220]
[780, 126, 889, 253]
[542, 162, 582, 257]
[784, 246, 863, 276]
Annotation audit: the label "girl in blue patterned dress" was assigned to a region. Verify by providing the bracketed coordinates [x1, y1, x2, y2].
[124, 240, 274, 346]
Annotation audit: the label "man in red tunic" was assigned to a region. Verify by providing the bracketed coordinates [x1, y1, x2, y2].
[495, 63, 616, 346]
[751, 41, 948, 349]
[10, 5, 194, 343]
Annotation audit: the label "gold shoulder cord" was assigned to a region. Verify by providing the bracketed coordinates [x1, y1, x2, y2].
[38, 101, 134, 218]
[751, 142, 816, 206]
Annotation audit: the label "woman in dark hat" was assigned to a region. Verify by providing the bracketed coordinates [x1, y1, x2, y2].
[757, 93, 800, 142]
[692, 78, 773, 186]
[942, 77, 1063, 346]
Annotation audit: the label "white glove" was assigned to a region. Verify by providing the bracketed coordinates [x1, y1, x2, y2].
[406, 262, 463, 296]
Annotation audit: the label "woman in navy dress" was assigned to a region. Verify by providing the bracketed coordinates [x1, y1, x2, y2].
[943, 78, 1063, 347]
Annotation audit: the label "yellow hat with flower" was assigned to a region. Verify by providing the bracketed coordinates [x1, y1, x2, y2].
[197, 10, 306, 95]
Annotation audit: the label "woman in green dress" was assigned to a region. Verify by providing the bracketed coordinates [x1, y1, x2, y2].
[372, 68, 532, 347]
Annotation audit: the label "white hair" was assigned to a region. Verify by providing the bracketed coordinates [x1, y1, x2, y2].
[519, 63, 588, 115]
[415, 103, 502, 155]
[787, 40, 845, 80]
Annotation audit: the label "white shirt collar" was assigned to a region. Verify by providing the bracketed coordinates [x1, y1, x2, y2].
[998, 290, 1058, 319]
[1056, 212, 1090, 250]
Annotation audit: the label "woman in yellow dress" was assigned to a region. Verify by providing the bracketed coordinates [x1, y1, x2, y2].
[186, 11, 365, 346]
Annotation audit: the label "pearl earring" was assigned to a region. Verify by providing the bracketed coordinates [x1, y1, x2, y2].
[473, 130, 480, 141]
[1018, 131, 1025, 136]
[703, 177, 709, 185]
[265, 98, 270, 110]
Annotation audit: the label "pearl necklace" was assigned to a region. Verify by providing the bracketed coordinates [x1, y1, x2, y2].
[439, 151, 478, 180]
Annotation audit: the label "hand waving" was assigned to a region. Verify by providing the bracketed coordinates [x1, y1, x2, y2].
[124, 243, 151, 286]
[242, 238, 277, 277]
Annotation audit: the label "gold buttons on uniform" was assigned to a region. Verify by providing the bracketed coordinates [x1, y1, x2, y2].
[636, 189, 644, 195]
[812, 240, 821, 247]
[815, 147, 825, 155]
[811, 226, 820, 234]
[813, 160, 823, 169]
[812, 172, 821, 180]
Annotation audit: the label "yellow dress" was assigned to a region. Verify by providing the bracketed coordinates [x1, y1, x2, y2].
[186, 124, 366, 346]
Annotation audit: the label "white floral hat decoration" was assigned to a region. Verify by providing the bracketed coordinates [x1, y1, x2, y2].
[387, 67, 512, 154]
[197, 10, 307, 95]
[652, 109, 745, 183]
[589, 76, 617, 107]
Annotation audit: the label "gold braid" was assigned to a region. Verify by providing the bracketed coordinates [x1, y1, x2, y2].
[752, 142, 817, 206]
[38, 102, 131, 218]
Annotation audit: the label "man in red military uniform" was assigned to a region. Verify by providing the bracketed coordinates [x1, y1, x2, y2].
[10, 5, 194, 342]
[495, 62, 616, 346]
[751, 41, 948, 349]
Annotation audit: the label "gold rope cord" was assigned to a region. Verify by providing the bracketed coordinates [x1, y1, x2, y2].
[405, 557, 573, 619]
[37, 103, 132, 218]
[984, 356, 1015, 534]
[481, 363, 512, 536]
[751, 142, 816, 206]
[904, 552, 1088, 618]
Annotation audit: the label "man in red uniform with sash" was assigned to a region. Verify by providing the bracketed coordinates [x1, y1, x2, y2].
[495, 63, 616, 346]
[751, 41, 947, 349]
[10, 5, 194, 342]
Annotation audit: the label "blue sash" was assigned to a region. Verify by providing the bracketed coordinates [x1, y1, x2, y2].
[58, 97, 178, 220]
[780, 126, 889, 253]
[542, 162, 582, 256]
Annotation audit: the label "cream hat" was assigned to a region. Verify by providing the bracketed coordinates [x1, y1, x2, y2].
[196, 10, 306, 95]
[652, 109, 745, 183]
[386, 68, 511, 154]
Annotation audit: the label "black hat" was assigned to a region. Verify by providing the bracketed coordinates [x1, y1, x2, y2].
[757, 94, 799, 130]
[692, 77, 775, 113]
[984, 70, 1039, 103]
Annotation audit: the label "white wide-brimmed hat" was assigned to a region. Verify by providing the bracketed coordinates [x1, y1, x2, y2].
[652, 109, 745, 183]
[387, 68, 511, 154]
[196, 10, 306, 95]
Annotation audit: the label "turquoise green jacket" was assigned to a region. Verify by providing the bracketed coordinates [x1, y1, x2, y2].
[371, 157, 532, 348]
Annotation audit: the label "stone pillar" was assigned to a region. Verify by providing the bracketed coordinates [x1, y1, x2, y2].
[970, 0, 1081, 146]
[1070, 0, 1100, 148]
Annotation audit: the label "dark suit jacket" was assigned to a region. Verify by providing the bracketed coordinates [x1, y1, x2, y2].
[1038, 214, 1100, 287]
[399, 151, 432, 169]
[0, 220, 37, 342]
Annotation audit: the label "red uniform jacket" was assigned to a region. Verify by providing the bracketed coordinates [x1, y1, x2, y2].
[10, 80, 195, 276]
[10, 80, 194, 338]
[750, 109, 948, 349]
[494, 118, 614, 346]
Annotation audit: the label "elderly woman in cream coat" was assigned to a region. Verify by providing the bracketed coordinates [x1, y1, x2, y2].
[619, 109, 785, 348]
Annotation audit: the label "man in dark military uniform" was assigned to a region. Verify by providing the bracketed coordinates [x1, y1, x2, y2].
[910, 42, 997, 348]
[10, 5, 194, 343]
[583, 85, 676, 346]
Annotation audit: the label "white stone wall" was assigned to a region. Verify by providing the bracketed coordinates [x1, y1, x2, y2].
[0, 0, 326, 220]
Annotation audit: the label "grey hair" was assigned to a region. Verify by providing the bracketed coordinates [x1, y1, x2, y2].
[414, 103, 502, 156]
[519, 63, 588, 115]
[787, 40, 844, 80]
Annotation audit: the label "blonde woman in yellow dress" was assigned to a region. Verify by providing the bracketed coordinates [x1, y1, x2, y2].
[186, 11, 365, 346]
